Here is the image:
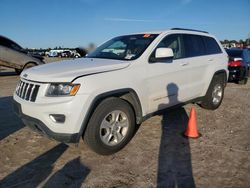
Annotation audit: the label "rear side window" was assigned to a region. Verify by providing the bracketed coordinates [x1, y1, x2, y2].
[0, 36, 22, 51]
[0, 37, 11, 48]
[203, 36, 222, 55]
[183, 34, 206, 57]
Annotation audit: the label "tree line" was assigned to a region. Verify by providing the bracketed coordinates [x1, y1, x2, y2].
[220, 38, 250, 45]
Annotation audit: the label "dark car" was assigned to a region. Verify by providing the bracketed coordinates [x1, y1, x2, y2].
[59, 50, 72, 58]
[226, 48, 250, 84]
[0, 36, 44, 74]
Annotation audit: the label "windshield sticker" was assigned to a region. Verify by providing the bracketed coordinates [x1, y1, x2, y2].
[143, 34, 151, 38]
[125, 54, 136, 59]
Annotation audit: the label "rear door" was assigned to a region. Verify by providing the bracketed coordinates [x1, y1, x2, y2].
[182, 34, 209, 98]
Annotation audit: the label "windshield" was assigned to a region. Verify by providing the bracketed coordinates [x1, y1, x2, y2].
[86, 34, 158, 60]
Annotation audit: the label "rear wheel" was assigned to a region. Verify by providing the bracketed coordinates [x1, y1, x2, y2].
[238, 77, 248, 85]
[15, 68, 22, 75]
[201, 75, 225, 110]
[84, 98, 135, 155]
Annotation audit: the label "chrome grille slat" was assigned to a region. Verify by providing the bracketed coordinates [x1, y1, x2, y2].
[17, 81, 21, 95]
[21, 83, 27, 98]
[24, 84, 30, 99]
[16, 80, 21, 93]
[16, 80, 39, 102]
[29, 85, 35, 101]
[18, 81, 24, 96]
[19, 82, 23, 96]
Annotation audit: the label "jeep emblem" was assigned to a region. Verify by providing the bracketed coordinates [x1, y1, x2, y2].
[23, 74, 28, 78]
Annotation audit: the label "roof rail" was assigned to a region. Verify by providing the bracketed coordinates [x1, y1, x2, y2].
[171, 28, 209, 34]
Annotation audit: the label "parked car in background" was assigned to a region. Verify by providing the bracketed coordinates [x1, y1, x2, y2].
[59, 50, 72, 58]
[28, 50, 46, 57]
[47, 50, 64, 57]
[75, 47, 87, 57]
[226, 48, 250, 84]
[71, 50, 81, 58]
[0, 36, 44, 74]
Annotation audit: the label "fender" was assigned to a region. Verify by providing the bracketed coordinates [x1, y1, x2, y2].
[207, 69, 228, 88]
[214, 69, 228, 86]
[76, 88, 143, 142]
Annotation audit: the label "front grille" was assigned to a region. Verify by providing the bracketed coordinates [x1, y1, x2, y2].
[16, 80, 40, 102]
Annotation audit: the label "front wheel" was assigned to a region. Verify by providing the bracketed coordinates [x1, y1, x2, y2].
[23, 62, 36, 70]
[201, 75, 225, 110]
[84, 98, 135, 155]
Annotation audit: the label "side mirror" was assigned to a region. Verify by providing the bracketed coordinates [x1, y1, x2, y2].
[155, 48, 174, 59]
[149, 48, 174, 63]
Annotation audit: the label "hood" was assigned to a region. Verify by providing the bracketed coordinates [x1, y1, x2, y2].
[21, 58, 130, 82]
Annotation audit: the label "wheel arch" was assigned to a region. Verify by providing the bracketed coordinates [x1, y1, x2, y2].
[213, 69, 228, 86]
[200, 69, 227, 110]
[77, 88, 143, 142]
[22, 61, 38, 69]
[201, 69, 228, 100]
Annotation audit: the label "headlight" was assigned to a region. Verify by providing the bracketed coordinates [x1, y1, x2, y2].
[46, 83, 80, 96]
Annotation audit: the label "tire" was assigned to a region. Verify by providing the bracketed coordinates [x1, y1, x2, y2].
[84, 98, 135, 155]
[15, 68, 22, 75]
[201, 75, 225, 110]
[238, 77, 248, 85]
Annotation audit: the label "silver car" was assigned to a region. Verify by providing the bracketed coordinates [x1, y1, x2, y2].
[0, 35, 44, 74]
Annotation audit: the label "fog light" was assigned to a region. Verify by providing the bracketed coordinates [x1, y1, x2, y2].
[49, 114, 65, 123]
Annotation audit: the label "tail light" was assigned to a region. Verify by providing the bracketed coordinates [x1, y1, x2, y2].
[228, 60, 242, 67]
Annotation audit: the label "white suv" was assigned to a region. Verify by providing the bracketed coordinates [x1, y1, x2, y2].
[13, 28, 228, 155]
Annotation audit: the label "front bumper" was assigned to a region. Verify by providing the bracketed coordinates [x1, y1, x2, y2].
[13, 100, 79, 143]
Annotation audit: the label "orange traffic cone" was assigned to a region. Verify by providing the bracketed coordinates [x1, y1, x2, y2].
[184, 107, 201, 138]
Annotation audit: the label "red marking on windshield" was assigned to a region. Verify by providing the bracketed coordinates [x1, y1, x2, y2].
[143, 34, 151, 38]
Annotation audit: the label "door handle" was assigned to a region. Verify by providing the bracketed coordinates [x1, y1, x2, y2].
[180, 62, 189, 66]
[208, 59, 214, 62]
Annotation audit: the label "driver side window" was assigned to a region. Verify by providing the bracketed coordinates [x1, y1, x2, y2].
[157, 34, 185, 59]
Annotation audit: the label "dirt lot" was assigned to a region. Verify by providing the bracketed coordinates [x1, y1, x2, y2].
[0, 58, 250, 188]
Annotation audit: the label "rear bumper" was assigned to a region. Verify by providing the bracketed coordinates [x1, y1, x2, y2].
[13, 100, 79, 143]
[228, 67, 245, 81]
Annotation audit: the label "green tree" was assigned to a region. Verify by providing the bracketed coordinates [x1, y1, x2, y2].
[239, 39, 244, 44]
[245, 38, 250, 45]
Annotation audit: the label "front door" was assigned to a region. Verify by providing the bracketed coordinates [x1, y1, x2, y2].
[145, 34, 193, 113]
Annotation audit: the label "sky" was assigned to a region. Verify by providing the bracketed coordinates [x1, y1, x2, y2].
[0, 0, 250, 48]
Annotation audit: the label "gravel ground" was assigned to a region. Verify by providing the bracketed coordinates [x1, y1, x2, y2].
[0, 59, 250, 188]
